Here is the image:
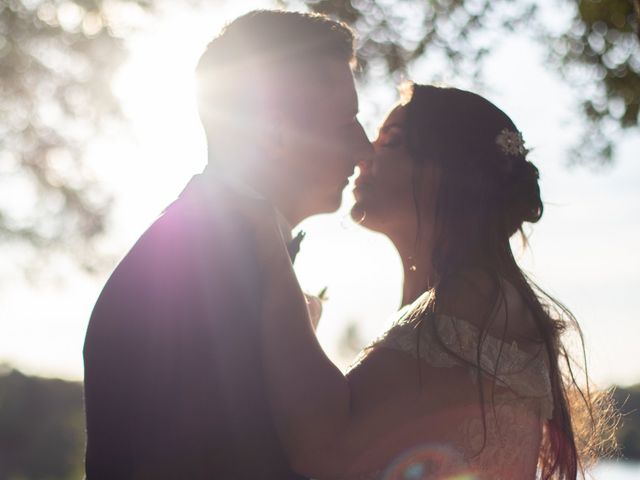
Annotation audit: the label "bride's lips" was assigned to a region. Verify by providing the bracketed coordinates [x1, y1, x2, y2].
[353, 176, 373, 200]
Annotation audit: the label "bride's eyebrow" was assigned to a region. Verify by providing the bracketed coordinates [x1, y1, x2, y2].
[379, 123, 404, 134]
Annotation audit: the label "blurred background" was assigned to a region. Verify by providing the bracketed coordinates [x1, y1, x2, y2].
[1, 0, 639, 478]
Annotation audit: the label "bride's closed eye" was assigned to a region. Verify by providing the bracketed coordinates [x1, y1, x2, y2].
[376, 132, 404, 148]
[377, 126, 404, 149]
[379, 136, 402, 148]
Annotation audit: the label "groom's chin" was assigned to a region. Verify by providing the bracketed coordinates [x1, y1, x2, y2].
[308, 184, 348, 215]
[323, 192, 344, 213]
[306, 195, 341, 218]
[325, 186, 348, 211]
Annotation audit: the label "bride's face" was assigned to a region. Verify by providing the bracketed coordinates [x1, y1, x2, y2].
[351, 104, 437, 235]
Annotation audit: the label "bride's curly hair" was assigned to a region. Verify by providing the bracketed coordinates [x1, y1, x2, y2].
[400, 83, 619, 479]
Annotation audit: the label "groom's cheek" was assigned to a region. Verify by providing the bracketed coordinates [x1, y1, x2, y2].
[304, 168, 338, 203]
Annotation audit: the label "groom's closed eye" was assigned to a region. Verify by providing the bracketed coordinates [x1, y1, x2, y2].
[344, 115, 360, 129]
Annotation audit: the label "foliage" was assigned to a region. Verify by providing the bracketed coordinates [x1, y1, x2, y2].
[281, 0, 640, 165]
[2, 0, 639, 272]
[553, 0, 640, 164]
[614, 383, 640, 460]
[0, 0, 150, 272]
[0, 367, 85, 480]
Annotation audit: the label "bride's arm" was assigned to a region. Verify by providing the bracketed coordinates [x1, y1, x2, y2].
[256, 219, 539, 477]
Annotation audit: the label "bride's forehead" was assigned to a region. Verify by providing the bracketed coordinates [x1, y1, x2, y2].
[376, 104, 407, 135]
[382, 104, 407, 126]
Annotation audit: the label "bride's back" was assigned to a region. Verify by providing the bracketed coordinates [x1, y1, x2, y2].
[344, 270, 552, 479]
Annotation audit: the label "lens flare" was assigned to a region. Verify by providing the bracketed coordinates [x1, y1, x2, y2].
[381, 444, 481, 480]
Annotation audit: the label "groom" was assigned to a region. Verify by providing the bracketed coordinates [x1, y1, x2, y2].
[83, 10, 370, 480]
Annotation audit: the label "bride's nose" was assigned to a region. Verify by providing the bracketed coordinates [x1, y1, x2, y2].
[355, 152, 373, 175]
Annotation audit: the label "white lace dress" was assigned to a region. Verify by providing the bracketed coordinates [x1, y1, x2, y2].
[346, 303, 554, 480]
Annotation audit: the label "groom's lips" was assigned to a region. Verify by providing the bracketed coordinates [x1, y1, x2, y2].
[354, 176, 372, 189]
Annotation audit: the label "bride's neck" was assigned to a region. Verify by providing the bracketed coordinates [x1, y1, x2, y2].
[401, 253, 435, 307]
[387, 228, 436, 307]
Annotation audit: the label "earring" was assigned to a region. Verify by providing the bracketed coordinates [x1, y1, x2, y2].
[340, 209, 366, 230]
[354, 210, 367, 225]
[407, 256, 417, 272]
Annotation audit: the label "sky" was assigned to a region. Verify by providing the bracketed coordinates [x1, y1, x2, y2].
[1, 1, 639, 388]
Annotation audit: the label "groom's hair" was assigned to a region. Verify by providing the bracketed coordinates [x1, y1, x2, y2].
[195, 10, 355, 158]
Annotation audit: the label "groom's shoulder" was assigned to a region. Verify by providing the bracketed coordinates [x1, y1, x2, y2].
[158, 177, 250, 242]
[114, 178, 255, 281]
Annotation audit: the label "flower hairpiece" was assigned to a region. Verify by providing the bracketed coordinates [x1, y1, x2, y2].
[496, 128, 528, 156]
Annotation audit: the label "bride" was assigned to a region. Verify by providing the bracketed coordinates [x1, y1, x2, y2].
[244, 84, 613, 479]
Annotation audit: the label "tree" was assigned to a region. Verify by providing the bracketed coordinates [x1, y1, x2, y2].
[2, 0, 638, 273]
[613, 383, 640, 460]
[556, 0, 640, 163]
[281, 0, 640, 165]
[0, 0, 148, 273]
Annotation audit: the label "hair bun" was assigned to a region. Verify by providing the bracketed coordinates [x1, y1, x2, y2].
[503, 159, 543, 236]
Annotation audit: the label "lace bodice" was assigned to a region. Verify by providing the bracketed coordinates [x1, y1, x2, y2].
[346, 303, 553, 480]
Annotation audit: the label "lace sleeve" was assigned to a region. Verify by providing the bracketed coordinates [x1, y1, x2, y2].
[363, 313, 554, 420]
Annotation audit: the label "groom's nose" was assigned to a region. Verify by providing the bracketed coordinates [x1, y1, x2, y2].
[350, 120, 373, 162]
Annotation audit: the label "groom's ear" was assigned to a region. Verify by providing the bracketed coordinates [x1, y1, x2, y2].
[258, 109, 287, 160]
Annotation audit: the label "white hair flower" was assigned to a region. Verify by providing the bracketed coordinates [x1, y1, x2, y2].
[496, 128, 528, 156]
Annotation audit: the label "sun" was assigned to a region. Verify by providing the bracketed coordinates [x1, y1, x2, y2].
[104, 6, 228, 228]
[108, 3, 272, 211]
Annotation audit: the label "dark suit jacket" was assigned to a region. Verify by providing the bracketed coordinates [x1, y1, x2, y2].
[83, 174, 304, 479]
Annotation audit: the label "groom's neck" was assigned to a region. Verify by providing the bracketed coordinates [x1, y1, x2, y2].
[203, 154, 312, 229]
[233, 169, 309, 229]
[258, 184, 309, 229]
[244, 163, 321, 228]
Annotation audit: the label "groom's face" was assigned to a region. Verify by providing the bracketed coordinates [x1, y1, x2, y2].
[274, 60, 371, 214]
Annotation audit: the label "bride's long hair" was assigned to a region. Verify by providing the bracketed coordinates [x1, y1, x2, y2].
[401, 83, 618, 479]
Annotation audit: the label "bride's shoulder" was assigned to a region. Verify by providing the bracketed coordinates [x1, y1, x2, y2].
[346, 346, 422, 400]
[436, 268, 543, 345]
